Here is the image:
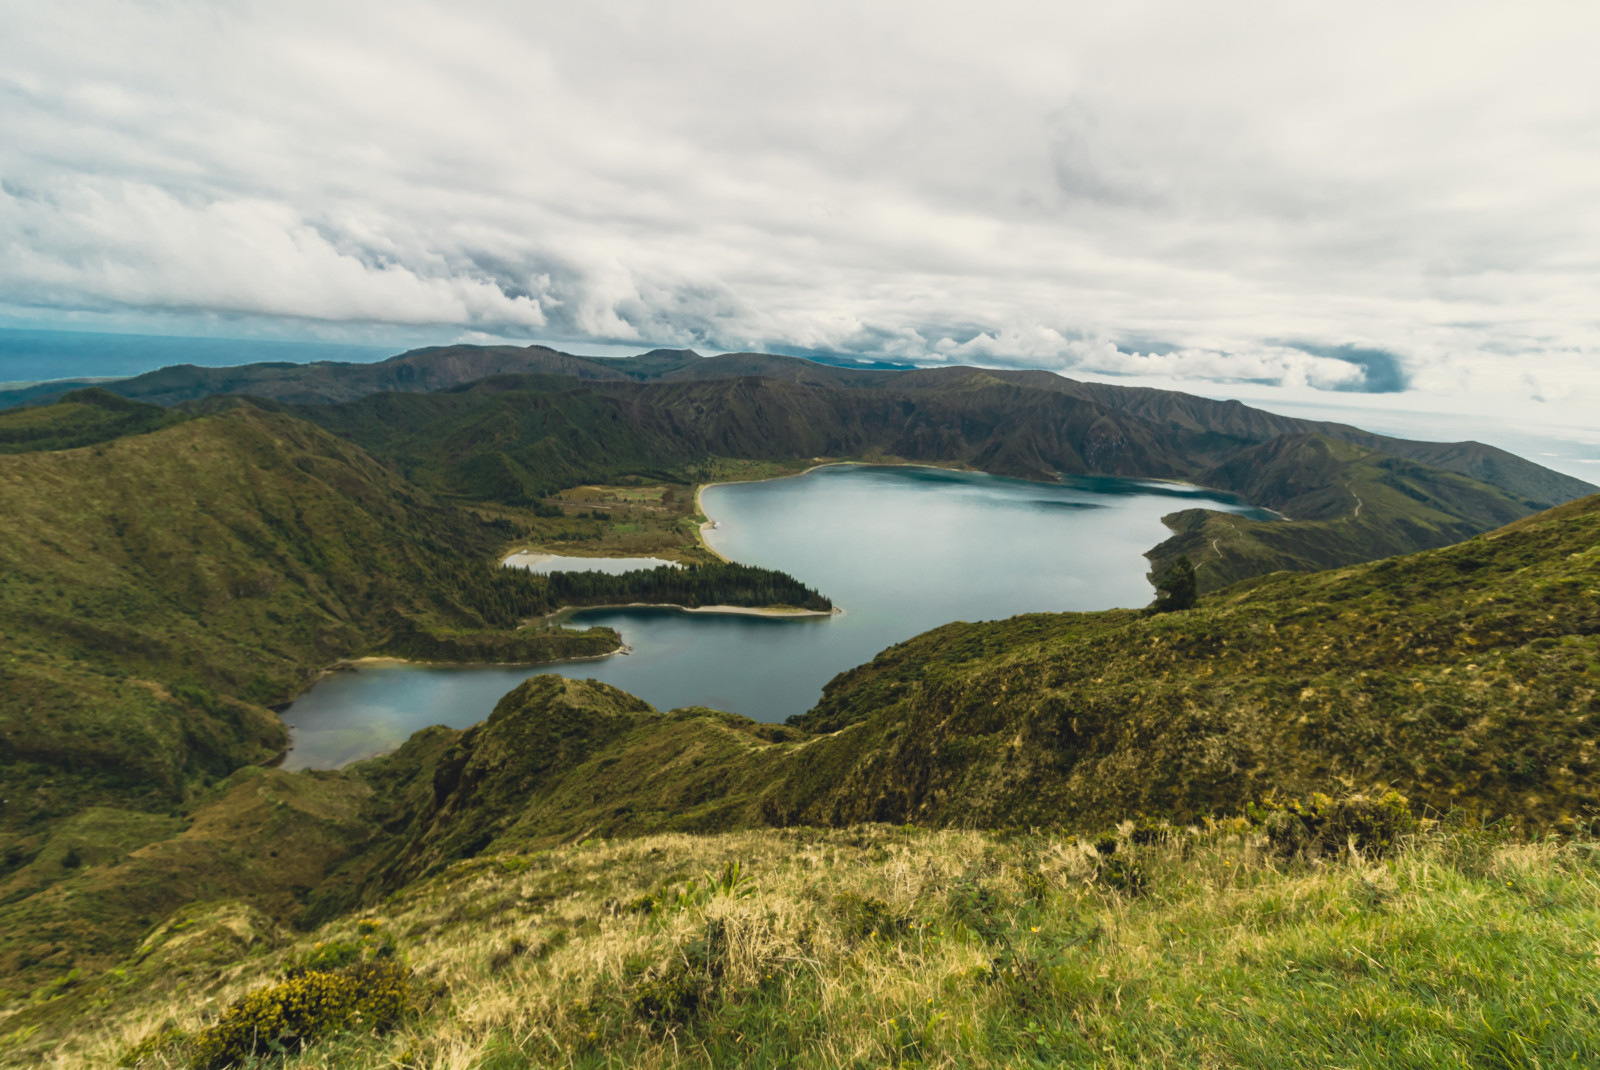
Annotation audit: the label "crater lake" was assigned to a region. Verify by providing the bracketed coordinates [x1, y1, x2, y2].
[280, 464, 1272, 768]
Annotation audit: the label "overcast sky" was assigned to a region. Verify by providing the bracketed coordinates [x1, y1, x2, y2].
[4, 1, 1600, 439]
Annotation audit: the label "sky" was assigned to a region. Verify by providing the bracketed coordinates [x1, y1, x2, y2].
[3, 2, 1599, 465]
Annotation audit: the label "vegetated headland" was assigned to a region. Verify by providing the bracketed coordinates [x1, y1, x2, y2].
[1, 345, 1597, 1067]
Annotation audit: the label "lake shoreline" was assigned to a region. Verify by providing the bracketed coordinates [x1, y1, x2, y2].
[283, 464, 1266, 770]
[277, 639, 631, 766]
[312, 638, 629, 679]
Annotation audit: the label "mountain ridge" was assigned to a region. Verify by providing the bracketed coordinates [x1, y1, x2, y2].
[4, 343, 1588, 508]
[248, 370, 1575, 591]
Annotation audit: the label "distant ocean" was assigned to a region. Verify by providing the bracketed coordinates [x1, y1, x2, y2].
[0, 328, 400, 384]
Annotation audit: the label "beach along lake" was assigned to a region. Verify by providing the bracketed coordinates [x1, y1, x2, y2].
[281, 465, 1272, 768]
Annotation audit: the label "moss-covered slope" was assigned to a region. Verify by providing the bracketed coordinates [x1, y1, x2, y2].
[0, 408, 616, 829]
[782, 493, 1600, 829]
[0, 388, 188, 454]
[1147, 434, 1539, 592]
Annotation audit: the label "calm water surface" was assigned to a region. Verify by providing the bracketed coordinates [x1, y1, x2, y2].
[282, 466, 1271, 768]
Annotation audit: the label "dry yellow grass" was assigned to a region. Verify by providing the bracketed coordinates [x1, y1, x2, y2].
[11, 817, 1599, 1069]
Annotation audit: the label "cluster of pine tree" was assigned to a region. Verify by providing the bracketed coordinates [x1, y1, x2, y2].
[543, 562, 832, 612]
[422, 558, 831, 626]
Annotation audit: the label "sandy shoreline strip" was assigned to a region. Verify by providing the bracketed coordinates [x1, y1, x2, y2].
[537, 602, 841, 624]
[693, 480, 733, 562]
[330, 642, 629, 672]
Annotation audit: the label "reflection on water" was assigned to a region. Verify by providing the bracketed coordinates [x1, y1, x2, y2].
[283, 465, 1271, 768]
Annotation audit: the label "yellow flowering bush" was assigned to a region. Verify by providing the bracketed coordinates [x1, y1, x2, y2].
[188, 960, 411, 1069]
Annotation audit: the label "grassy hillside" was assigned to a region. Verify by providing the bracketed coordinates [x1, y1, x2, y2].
[0, 387, 187, 454]
[1146, 434, 1538, 591]
[0, 401, 849, 1007]
[9, 818, 1599, 1069]
[2, 487, 1597, 1062]
[0, 768, 377, 1003]
[779, 492, 1600, 830]
[0, 408, 619, 832]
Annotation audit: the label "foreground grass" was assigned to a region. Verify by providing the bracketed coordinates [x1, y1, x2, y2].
[20, 820, 1600, 1069]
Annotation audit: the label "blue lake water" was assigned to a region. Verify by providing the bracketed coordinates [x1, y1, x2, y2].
[281, 465, 1273, 768]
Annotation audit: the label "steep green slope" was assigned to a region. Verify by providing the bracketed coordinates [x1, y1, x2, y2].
[273, 370, 1192, 494]
[0, 768, 376, 1000]
[0, 408, 617, 830]
[0, 387, 187, 453]
[14, 341, 1583, 507]
[782, 494, 1600, 829]
[1146, 434, 1538, 591]
[1016, 373, 1594, 508]
[258, 375, 714, 502]
[254, 371, 1193, 504]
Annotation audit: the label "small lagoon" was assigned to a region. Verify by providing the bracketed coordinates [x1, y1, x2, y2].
[282, 465, 1272, 768]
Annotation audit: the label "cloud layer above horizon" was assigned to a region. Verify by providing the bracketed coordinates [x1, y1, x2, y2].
[4, 1, 1600, 410]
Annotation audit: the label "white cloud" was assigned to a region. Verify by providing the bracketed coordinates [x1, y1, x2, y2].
[3, 0, 1600, 416]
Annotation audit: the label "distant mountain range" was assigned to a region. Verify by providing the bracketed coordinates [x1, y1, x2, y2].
[5, 343, 1592, 593]
[5, 342, 1586, 504]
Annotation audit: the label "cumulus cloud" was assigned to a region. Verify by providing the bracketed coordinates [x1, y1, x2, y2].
[3, 0, 1600, 415]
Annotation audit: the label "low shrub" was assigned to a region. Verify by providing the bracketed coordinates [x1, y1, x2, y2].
[1095, 856, 1146, 896]
[629, 944, 711, 1030]
[629, 862, 756, 917]
[285, 919, 396, 978]
[944, 878, 1012, 942]
[1127, 816, 1172, 846]
[1253, 789, 1419, 859]
[188, 960, 411, 1069]
[118, 1024, 185, 1068]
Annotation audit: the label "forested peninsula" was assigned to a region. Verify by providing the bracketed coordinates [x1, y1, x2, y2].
[537, 562, 832, 615]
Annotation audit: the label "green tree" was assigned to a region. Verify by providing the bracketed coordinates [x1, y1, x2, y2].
[1152, 555, 1197, 613]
